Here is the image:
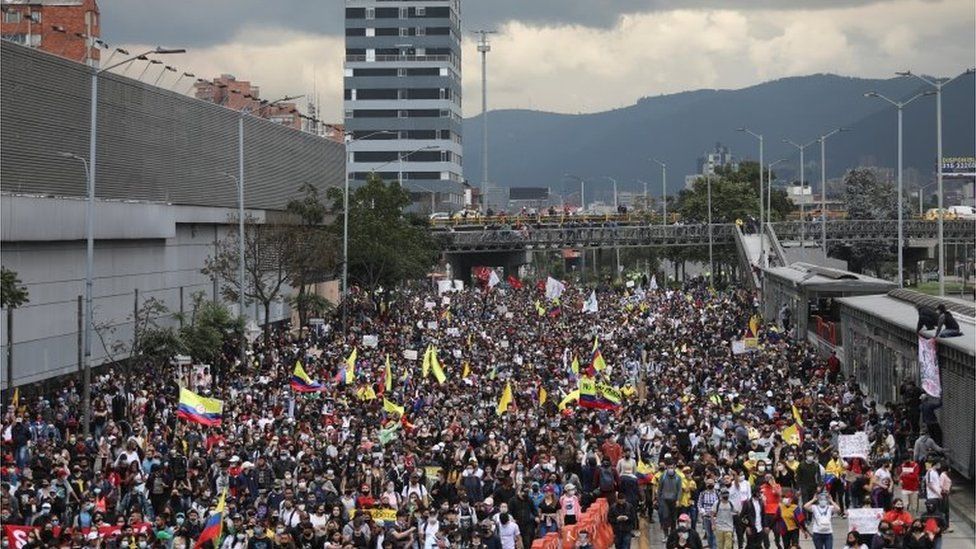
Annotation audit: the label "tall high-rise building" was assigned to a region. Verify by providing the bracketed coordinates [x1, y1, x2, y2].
[344, 0, 464, 212]
[1, 0, 101, 66]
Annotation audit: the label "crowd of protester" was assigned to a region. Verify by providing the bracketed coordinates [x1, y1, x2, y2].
[1, 277, 955, 549]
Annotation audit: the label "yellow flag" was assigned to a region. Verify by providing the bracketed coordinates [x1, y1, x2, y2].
[539, 387, 548, 406]
[792, 404, 804, 428]
[345, 348, 357, 384]
[462, 362, 471, 379]
[430, 348, 447, 384]
[383, 398, 405, 416]
[496, 382, 513, 416]
[782, 424, 801, 446]
[558, 389, 580, 411]
[535, 300, 545, 316]
[422, 345, 431, 378]
[385, 355, 393, 392]
[11, 387, 18, 409]
[571, 356, 580, 375]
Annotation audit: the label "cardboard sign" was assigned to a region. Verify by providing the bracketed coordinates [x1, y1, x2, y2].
[363, 335, 379, 348]
[403, 349, 419, 361]
[352, 508, 398, 525]
[847, 508, 883, 535]
[838, 432, 870, 459]
[426, 321, 438, 330]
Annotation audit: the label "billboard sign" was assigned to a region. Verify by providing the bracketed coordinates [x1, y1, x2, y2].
[941, 156, 975, 177]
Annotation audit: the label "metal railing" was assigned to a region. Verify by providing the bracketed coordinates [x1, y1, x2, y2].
[437, 219, 975, 252]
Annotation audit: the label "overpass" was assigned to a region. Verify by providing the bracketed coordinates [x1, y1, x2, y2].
[435, 219, 975, 283]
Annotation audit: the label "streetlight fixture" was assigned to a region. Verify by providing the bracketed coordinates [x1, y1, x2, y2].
[651, 159, 667, 225]
[896, 68, 976, 296]
[783, 138, 818, 244]
[70, 46, 184, 436]
[219, 171, 246, 363]
[737, 128, 765, 264]
[767, 158, 787, 230]
[563, 174, 585, 213]
[864, 90, 935, 287]
[817, 127, 850, 256]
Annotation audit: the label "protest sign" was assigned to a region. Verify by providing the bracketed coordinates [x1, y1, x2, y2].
[838, 432, 870, 459]
[363, 335, 378, 348]
[403, 349, 418, 361]
[848, 508, 883, 535]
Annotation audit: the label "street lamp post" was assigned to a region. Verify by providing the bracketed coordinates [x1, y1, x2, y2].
[783, 138, 818, 245]
[341, 130, 396, 336]
[564, 174, 585, 213]
[66, 46, 184, 436]
[600, 177, 618, 210]
[738, 128, 765, 264]
[864, 90, 935, 287]
[897, 69, 975, 295]
[707, 173, 714, 284]
[918, 181, 938, 216]
[651, 159, 667, 225]
[817, 128, 849, 256]
[767, 159, 786, 230]
[219, 172, 246, 356]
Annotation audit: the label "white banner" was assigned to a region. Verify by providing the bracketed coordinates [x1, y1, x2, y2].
[838, 432, 870, 459]
[403, 349, 418, 361]
[847, 508, 883, 535]
[362, 335, 379, 348]
[918, 336, 941, 398]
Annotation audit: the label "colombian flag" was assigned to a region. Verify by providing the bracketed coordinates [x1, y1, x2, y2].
[177, 387, 224, 426]
[194, 489, 226, 549]
[290, 361, 324, 392]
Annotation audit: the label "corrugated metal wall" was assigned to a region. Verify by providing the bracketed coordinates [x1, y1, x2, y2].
[1, 41, 344, 208]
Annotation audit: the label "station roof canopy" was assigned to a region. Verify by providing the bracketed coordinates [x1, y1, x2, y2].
[763, 262, 898, 293]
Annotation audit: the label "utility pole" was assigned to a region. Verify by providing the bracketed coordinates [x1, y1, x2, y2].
[474, 30, 496, 213]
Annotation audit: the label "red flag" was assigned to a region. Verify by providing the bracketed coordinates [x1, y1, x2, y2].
[535, 279, 546, 292]
[507, 275, 523, 289]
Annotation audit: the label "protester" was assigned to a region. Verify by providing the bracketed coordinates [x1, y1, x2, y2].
[0, 277, 951, 549]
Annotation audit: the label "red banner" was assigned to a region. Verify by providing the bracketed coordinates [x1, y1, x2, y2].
[5, 522, 152, 548]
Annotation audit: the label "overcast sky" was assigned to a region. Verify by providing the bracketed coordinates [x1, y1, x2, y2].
[101, 0, 975, 120]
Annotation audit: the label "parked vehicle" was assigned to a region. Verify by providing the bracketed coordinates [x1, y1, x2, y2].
[948, 205, 976, 220]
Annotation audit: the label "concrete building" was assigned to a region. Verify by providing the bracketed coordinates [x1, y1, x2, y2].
[343, 0, 464, 212]
[0, 0, 100, 65]
[683, 143, 738, 190]
[194, 74, 302, 130]
[0, 42, 343, 388]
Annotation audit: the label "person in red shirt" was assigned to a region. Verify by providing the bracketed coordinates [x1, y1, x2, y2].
[899, 460, 921, 513]
[357, 483, 376, 508]
[759, 475, 783, 548]
[882, 498, 912, 537]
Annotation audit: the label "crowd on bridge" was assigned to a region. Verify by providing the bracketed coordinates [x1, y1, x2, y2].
[1, 274, 955, 549]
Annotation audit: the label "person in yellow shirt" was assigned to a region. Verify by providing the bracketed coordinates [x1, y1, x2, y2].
[678, 466, 697, 525]
[825, 453, 848, 516]
[776, 490, 806, 547]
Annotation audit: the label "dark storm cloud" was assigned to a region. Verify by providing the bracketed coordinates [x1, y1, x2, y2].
[99, 0, 885, 48]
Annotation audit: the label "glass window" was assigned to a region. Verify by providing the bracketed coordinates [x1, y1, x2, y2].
[365, 7, 374, 19]
[4, 11, 21, 23]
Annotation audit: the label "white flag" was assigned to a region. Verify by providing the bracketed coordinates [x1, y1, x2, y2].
[545, 277, 566, 301]
[649, 275, 658, 290]
[582, 290, 599, 314]
[487, 270, 501, 289]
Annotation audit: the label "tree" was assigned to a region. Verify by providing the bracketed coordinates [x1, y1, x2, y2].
[1, 267, 29, 309]
[285, 184, 339, 326]
[832, 168, 905, 274]
[180, 291, 241, 367]
[203, 216, 294, 343]
[328, 173, 439, 289]
[131, 297, 185, 368]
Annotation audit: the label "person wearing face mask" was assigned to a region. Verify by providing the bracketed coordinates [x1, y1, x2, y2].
[902, 519, 935, 549]
[870, 520, 899, 549]
[802, 487, 839, 549]
[843, 530, 869, 549]
[655, 463, 683, 540]
[773, 490, 804, 549]
[666, 513, 703, 549]
[882, 498, 912, 538]
[711, 487, 737, 549]
[795, 452, 822, 506]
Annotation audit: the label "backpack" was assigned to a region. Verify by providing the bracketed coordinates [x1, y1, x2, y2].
[598, 468, 615, 492]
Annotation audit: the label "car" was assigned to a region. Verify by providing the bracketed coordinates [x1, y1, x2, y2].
[924, 208, 958, 221]
[948, 205, 976, 220]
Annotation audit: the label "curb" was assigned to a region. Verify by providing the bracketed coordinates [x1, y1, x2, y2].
[948, 493, 975, 530]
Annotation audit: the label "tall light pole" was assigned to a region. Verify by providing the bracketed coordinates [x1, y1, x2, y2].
[897, 69, 975, 295]
[564, 174, 585, 213]
[342, 130, 396, 335]
[474, 30, 496, 213]
[864, 90, 935, 287]
[767, 159, 787, 229]
[219, 172, 246, 359]
[600, 177, 618, 210]
[783, 138, 817, 245]
[651, 159, 667, 225]
[706, 173, 714, 284]
[67, 46, 184, 436]
[636, 179, 649, 212]
[817, 128, 849, 256]
[738, 128, 765, 264]
[918, 181, 938, 216]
